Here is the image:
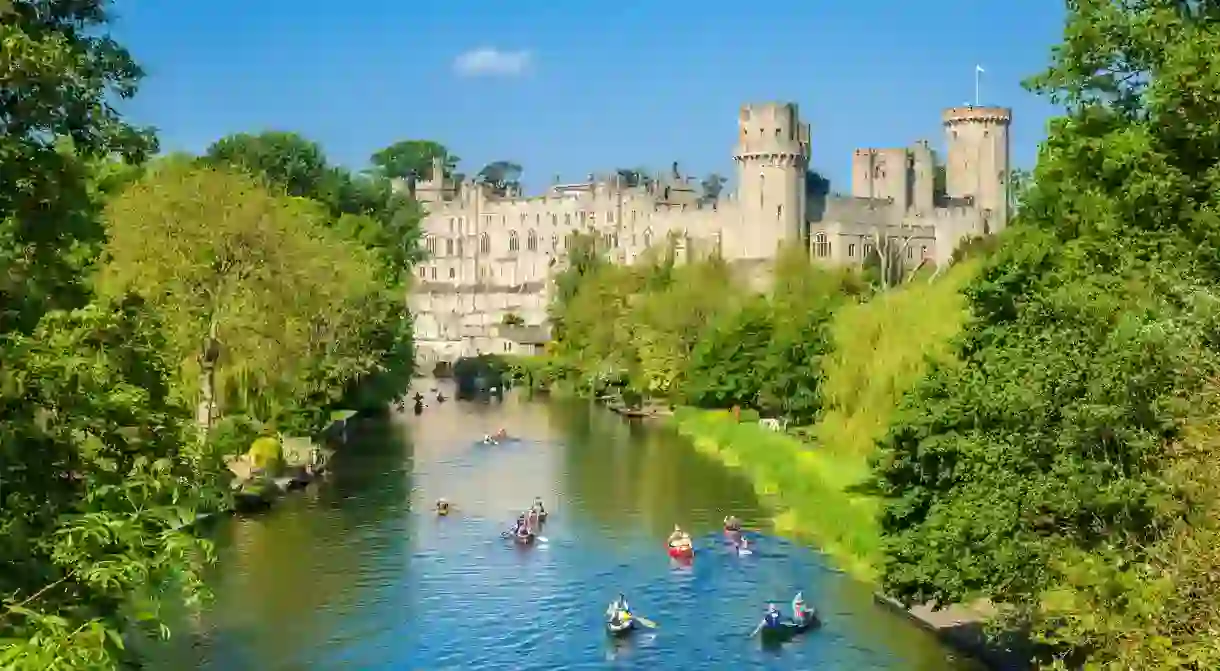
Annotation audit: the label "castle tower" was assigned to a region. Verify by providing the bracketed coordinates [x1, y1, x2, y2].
[733, 103, 810, 257]
[942, 106, 1012, 228]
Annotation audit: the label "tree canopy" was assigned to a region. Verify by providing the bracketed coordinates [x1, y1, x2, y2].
[873, 2, 1220, 667]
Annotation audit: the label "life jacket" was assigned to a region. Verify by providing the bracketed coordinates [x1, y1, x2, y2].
[764, 610, 781, 626]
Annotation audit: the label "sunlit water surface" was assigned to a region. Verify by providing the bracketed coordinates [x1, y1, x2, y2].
[151, 391, 980, 670]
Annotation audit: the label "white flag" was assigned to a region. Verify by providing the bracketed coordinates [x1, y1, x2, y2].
[976, 65, 985, 73]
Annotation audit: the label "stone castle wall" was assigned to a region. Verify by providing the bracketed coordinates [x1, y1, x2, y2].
[407, 102, 1012, 366]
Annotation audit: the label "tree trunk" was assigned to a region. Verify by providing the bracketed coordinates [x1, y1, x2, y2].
[197, 318, 220, 441]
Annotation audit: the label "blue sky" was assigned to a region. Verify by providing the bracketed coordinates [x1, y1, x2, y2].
[113, 0, 1065, 193]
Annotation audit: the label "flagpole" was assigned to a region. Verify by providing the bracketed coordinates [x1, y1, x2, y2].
[974, 67, 980, 107]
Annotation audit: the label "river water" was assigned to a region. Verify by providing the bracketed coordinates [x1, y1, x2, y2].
[154, 391, 979, 670]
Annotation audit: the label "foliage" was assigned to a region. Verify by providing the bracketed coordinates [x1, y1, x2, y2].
[816, 259, 978, 461]
[0, 300, 219, 670]
[873, 2, 1220, 667]
[199, 132, 425, 275]
[246, 437, 282, 471]
[370, 140, 458, 182]
[546, 236, 857, 425]
[97, 162, 389, 436]
[476, 160, 523, 196]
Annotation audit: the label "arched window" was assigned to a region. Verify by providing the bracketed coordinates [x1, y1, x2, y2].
[479, 233, 490, 254]
[814, 232, 831, 258]
[643, 228, 653, 249]
[445, 238, 454, 255]
[527, 229, 538, 251]
[602, 232, 613, 249]
[455, 238, 463, 256]
[508, 231, 519, 252]
[425, 236, 437, 255]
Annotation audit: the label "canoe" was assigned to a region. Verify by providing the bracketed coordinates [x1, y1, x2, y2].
[436, 507, 449, 516]
[759, 613, 819, 643]
[605, 614, 635, 636]
[667, 543, 694, 559]
[537, 511, 549, 523]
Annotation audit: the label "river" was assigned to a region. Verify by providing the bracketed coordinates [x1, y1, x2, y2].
[152, 390, 980, 670]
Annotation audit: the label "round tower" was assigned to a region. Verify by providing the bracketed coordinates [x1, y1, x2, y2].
[733, 102, 809, 257]
[942, 106, 1012, 226]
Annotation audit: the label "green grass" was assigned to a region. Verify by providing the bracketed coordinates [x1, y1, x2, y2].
[670, 260, 982, 583]
[672, 407, 881, 581]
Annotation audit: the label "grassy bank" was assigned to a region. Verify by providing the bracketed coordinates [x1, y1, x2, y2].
[672, 407, 881, 581]
[670, 259, 981, 583]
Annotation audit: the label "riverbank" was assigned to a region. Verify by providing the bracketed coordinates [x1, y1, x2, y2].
[670, 407, 1027, 670]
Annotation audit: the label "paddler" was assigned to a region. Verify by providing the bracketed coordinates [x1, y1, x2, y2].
[435, 498, 450, 514]
[667, 525, 690, 548]
[792, 591, 814, 623]
[723, 515, 742, 531]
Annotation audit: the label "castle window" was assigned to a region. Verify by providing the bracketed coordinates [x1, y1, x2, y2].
[445, 238, 454, 255]
[449, 267, 456, 279]
[873, 165, 885, 179]
[551, 214, 558, 226]
[418, 267, 426, 279]
[479, 233, 490, 254]
[527, 229, 538, 251]
[430, 266, 437, 280]
[921, 245, 928, 258]
[425, 236, 437, 255]
[608, 212, 615, 224]
[580, 212, 587, 225]
[552, 235, 559, 250]
[519, 214, 526, 224]
[602, 233, 613, 249]
[449, 218, 456, 233]
[535, 214, 541, 224]
[906, 245, 914, 259]
[848, 243, 856, 257]
[508, 231, 519, 253]
[777, 205, 783, 219]
[456, 238, 464, 255]
[643, 228, 653, 248]
[814, 232, 830, 258]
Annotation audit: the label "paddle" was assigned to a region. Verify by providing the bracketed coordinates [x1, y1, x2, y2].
[748, 620, 765, 638]
[632, 614, 657, 629]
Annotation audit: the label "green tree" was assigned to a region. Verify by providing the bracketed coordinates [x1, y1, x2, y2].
[203, 131, 329, 200]
[98, 163, 385, 435]
[370, 140, 458, 182]
[476, 160, 524, 195]
[874, 2, 1220, 667]
[699, 173, 727, 202]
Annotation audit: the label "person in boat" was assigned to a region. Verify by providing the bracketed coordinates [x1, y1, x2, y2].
[525, 507, 540, 534]
[667, 525, 690, 548]
[413, 391, 425, 403]
[792, 591, 813, 624]
[436, 391, 446, 402]
[763, 603, 782, 628]
[606, 593, 631, 622]
[495, 428, 508, 440]
[723, 515, 742, 532]
[511, 512, 527, 535]
[532, 497, 546, 516]
[435, 498, 450, 514]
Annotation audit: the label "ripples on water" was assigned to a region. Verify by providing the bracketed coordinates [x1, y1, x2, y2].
[152, 394, 979, 670]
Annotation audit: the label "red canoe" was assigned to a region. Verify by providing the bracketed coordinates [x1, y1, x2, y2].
[668, 543, 694, 559]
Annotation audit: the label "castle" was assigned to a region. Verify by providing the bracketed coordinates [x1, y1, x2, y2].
[406, 102, 1012, 368]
